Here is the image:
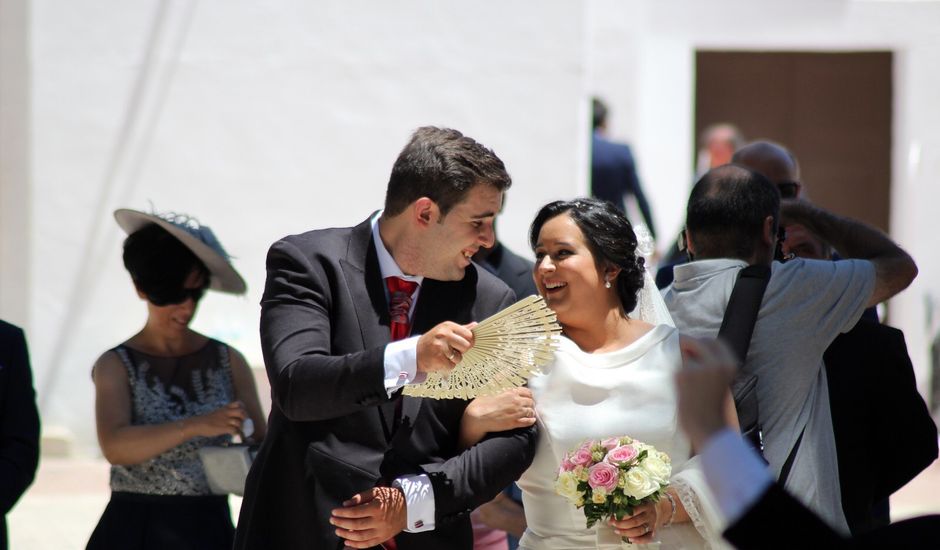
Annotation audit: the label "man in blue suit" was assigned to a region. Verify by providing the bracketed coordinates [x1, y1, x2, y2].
[590, 97, 656, 240]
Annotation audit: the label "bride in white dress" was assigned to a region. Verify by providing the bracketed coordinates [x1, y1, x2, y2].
[466, 198, 732, 549]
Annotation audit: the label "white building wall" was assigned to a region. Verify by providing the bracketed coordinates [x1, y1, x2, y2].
[25, 0, 586, 455]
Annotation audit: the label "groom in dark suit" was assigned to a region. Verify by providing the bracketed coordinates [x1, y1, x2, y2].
[234, 127, 538, 550]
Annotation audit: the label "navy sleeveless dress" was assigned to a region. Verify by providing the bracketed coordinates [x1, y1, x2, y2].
[87, 339, 237, 550]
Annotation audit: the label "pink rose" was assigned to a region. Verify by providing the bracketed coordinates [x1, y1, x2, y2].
[601, 437, 620, 450]
[558, 456, 576, 473]
[587, 461, 619, 493]
[570, 447, 594, 467]
[605, 444, 639, 465]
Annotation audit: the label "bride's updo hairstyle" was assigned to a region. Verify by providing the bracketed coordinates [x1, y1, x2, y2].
[529, 198, 646, 315]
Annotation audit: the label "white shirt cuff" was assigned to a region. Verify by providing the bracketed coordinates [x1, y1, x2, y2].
[383, 336, 422, 397]
[700, 428, 773, 525]
[392, 474, 436, 532]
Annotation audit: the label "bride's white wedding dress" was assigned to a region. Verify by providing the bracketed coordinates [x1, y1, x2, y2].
[516, 325, 729, 550]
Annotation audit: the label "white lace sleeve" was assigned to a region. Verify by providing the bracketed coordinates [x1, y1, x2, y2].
[669, 456, 733, 550]
[628, 225, 675, 328]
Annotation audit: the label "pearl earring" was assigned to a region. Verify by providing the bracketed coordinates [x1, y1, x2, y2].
[604, 280, 611, 289]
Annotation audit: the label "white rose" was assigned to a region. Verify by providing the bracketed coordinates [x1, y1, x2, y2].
[592, 489, 608, 504]
[640, 454, 672, 485]
[555, 471, 581, 503]
[575, 465, 590, 482]
[622, 468, 659, 500]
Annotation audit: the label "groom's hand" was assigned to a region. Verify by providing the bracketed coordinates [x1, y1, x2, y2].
[331, 487, 408, 548]
[416, 321, 476, 374]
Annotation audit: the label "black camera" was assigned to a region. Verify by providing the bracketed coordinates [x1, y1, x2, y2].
[774, 226, 794, 262]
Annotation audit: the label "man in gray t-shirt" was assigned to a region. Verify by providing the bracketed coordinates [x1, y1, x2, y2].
[663, 165, 917, 533]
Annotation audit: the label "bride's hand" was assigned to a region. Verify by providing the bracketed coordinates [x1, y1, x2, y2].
[609, 496, 670, 544]
[458, 387, 536, 449]
[464, 387, 536, 433]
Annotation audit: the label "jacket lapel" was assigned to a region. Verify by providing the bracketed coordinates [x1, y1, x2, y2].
[339, 216, 402, 439]
[340, 214, 433, 440]
[339, 215, 390, 352]
[399, 271, 478, 433]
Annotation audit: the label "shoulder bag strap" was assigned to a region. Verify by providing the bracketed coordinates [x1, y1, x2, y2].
[717, 265, 771, 362]
[718, 264, 804, 484]
[718, 265, 771, 460]
[778, 429, 804, 486]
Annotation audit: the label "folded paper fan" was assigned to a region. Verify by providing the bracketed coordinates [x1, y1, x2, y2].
[403, 295, 562, 399]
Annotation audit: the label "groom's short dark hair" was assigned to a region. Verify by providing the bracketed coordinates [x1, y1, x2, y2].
[384, 126, 512, 218]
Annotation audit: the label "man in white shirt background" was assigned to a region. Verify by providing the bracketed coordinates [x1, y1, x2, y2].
[664, 164, 917, 533]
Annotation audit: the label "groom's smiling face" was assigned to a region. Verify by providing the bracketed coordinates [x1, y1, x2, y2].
[533, 213, 613, 326]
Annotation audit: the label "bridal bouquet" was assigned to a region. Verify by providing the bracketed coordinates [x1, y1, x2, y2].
[554, 436, 671, 529]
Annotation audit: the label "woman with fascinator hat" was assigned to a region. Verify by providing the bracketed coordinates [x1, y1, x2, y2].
[86, 209, 267, 550]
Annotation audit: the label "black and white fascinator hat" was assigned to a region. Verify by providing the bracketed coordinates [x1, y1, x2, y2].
[114, 208, 247, 294]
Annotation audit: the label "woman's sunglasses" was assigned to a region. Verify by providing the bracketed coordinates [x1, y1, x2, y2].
[147, 285, 207, 307]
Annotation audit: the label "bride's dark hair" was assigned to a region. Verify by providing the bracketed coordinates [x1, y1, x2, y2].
[529, 198, 646, 316]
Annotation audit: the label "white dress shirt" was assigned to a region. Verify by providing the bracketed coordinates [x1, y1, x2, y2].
[371, 213, 435, 533]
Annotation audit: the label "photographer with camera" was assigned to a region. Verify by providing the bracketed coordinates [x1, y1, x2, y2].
[662, 164, 917, 534]
[733, 141, 938, 535]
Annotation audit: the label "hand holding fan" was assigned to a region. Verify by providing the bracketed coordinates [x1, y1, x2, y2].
[403, 295, 562, 399]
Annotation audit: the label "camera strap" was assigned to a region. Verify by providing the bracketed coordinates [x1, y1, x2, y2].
[719, 264, 804, 484]
[719, 265, 770, 461]
[719, 265, 770, 362]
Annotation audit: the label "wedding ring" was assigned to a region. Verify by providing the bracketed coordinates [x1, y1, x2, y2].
[446, 350, 456, 361]
[643, 523, 650, 534]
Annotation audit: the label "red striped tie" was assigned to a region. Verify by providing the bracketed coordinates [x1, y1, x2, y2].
[383, 276, 418, 550]
[386, 276, 418, 341]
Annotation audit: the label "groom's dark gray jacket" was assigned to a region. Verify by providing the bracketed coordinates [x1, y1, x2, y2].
[234, 215, 538, 549]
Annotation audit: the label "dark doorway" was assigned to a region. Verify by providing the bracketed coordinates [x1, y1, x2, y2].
[695, 51, 893, 231]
